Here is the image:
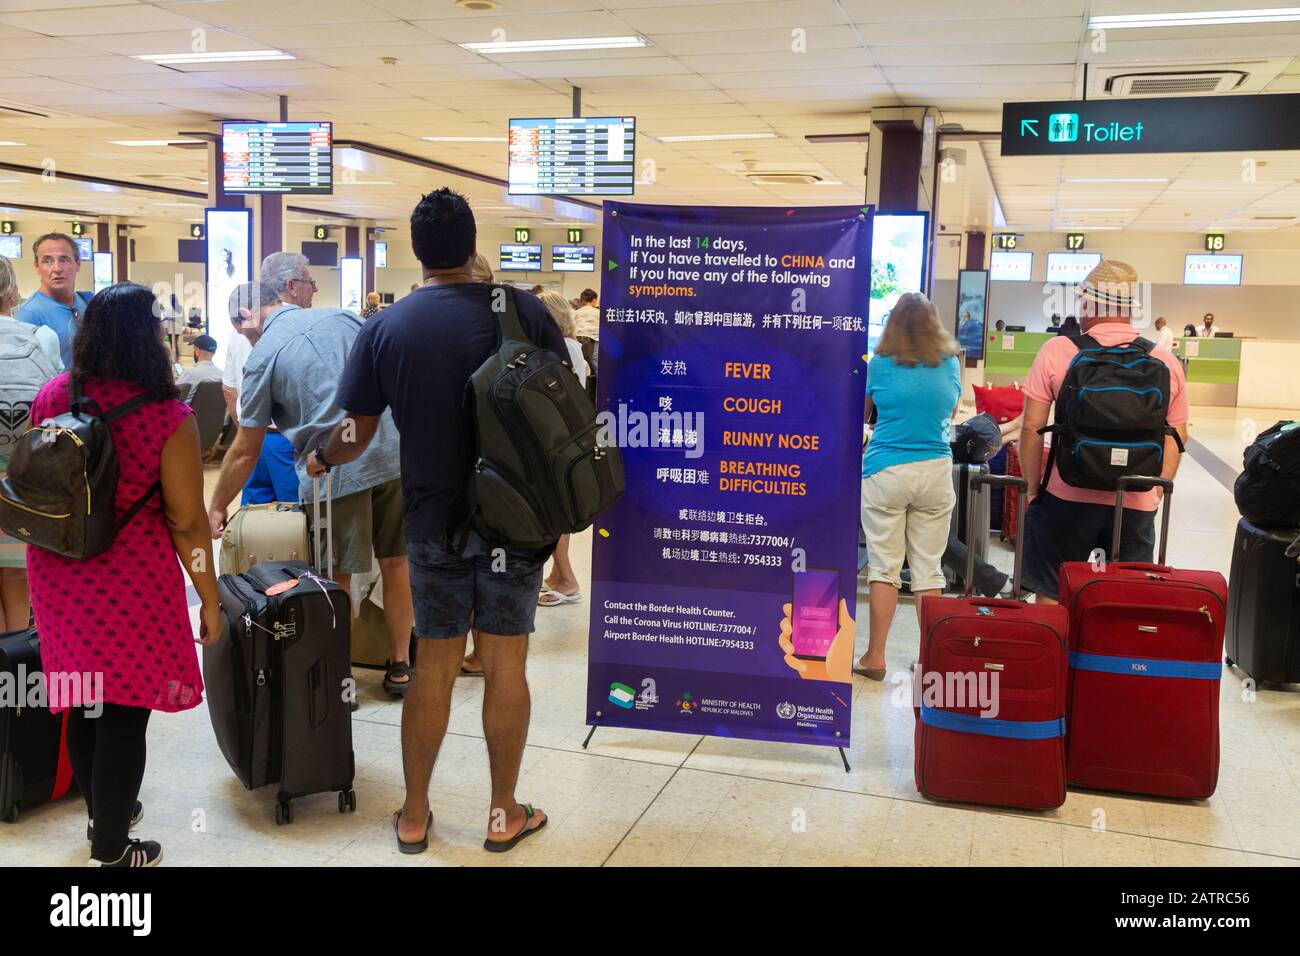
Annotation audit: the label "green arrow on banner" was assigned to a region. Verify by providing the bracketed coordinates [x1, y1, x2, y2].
[607, 259, 619, 271]
[1021, 119, 1039, 138]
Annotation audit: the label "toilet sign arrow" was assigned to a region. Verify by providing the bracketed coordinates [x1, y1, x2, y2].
[1020, 119, 1039, 138]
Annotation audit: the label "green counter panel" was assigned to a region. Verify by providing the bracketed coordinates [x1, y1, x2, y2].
[979, 333, 1241, 387]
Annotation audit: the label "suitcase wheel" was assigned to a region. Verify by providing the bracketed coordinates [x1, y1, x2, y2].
[275, 800, 294, 825]
[1225, 656, 1235, 668]
[338, 789, 356, 813]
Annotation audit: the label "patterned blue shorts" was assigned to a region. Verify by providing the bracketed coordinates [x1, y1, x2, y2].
[407, 532, 549, 638]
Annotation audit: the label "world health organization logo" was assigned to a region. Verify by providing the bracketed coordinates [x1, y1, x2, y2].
[776, 701, 797, 720]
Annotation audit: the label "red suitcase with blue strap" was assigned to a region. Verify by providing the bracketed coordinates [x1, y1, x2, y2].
[1059, 477, 1227, 799]
[915, 474, 1071, 810]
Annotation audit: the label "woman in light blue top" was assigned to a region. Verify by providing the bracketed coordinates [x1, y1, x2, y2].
[857, 293, 962, 680]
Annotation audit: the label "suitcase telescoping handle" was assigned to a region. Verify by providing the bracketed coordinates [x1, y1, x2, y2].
[965, 473, 1029, 601]
[1112, 476, 1173, 567]
[311, 472, 335, 579]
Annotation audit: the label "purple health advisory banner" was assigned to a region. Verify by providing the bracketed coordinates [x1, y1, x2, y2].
[586, 202, 872, 747]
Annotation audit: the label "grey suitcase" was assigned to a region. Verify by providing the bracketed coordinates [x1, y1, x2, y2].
[949, 462, 990, 591]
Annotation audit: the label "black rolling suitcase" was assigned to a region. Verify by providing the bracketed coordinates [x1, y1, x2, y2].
[0, 628, 76, 823]
[203, 476, 356, 824]
[1226, 518, 1300, 685]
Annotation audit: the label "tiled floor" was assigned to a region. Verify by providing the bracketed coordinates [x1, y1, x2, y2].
[5, 404, 1298, 867]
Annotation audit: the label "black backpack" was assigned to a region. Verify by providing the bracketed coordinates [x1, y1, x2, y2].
[0, 377, 164, 559]
[461, 286, 623, 549]
[1235, 421, 1300, 528]
[1040, 334, 1184, 491]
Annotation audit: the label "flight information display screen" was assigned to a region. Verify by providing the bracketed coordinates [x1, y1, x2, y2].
[508, 117, 636, 196]
[222, 121, 333, 195]
[499, 243, 543, 271]
[551, 244, 596, 272]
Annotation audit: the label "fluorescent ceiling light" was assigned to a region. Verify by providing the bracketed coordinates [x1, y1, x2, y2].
[111, 139, 203, 147]
[1089, 8, 1300, 29]
[1055, 225, 1124, 231]
[0, 141, 26, 147]
[423, 136, 507, 143]
[133, 49, 296, 65]
[1064, 177, 1169, 184]
[460, 35, 650, 54]
[656, 132, 778, 143]
[814, 180, 845, 186]
[1058, 207, 1138, 213]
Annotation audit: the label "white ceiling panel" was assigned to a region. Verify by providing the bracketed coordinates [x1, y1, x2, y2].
[649, 25, 863, 56]
[617, 0, 846, 34]
[0, 3, 206, 34]
[873, 44, 1078, 67]
[842, 0, 1086, 21]
[156, 0, 396, 28]
[862, 18, 1086, 45]
[410, 12, 633, 44]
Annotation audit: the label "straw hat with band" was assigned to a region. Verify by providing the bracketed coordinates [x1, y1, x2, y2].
[1077, 259, 1140, 313]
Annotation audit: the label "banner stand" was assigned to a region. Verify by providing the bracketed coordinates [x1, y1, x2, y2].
[580, 720, 854, 774]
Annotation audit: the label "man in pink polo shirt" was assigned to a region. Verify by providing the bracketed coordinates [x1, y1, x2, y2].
[1017, 260, 1189, 603]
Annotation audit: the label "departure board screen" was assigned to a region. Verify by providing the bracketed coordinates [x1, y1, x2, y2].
[508, 116, 636, 196]
[222, 121, 333, 195]
[499, 244, 543, 271]
[551, 244, 596, 272]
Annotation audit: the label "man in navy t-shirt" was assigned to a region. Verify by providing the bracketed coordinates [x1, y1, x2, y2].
[307, 187, 565, 856]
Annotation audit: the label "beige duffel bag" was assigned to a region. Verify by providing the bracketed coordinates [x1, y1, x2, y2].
[349, 558, 392, 669]
[219, 501, 310, 576]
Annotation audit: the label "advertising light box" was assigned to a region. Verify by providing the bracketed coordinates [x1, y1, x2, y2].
[868, 212, 929, 353]
[1184, 254, 1243, 286]
[0, 235, 20, 259]
[990, 250, 1033, 282]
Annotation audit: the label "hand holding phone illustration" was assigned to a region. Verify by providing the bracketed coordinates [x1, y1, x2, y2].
[778, 594, 854, 683]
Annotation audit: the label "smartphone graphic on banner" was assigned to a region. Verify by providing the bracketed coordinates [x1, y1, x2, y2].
[791, 569, 839, 661]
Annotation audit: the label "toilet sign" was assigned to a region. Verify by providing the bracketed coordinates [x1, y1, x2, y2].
[1002, 93, 1300, 156]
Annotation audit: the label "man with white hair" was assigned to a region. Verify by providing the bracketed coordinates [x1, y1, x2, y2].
[261, 251, 317, 309]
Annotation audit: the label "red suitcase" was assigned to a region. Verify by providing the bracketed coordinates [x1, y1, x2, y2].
[1059, 477, 1227, 799]
[915, 473, 1071, 809]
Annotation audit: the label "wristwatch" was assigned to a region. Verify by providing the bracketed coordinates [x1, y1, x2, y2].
[313, 442, 334, 472]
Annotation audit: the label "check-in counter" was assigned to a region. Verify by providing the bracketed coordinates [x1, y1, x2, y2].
[980, 331, 1245, 408]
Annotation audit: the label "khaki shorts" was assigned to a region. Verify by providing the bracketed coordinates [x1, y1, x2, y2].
[309, 478, 407, 575]
[861, 457, 955, 592]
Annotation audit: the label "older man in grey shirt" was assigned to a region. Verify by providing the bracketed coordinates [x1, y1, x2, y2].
[207, 279, 415, 694]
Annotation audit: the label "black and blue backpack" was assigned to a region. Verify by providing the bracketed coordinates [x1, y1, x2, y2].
[1041, 334, 1184, 491]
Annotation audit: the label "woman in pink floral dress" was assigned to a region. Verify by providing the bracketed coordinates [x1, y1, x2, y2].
[26, 283, 222, 867]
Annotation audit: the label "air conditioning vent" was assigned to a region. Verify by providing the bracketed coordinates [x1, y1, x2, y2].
[745, 172, 824, 186]
[1105, 70, 1247, 96]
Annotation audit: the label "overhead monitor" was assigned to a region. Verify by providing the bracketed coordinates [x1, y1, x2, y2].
[0, 235, 20, 259]
[1046, 251, 1101, 284]
[75, 237, 93, 262]
[990, 250, 1034, 282]
[204, 207, 253, 372]
[221, 121, 333, 195]
[508, 116, 636, 196]
[374, 241, 387, 269]
[1184, 253, 1243, 286]
[868, 211, 929, 353]
[551, 244, 596, 272]
[499, 243, 543, 271]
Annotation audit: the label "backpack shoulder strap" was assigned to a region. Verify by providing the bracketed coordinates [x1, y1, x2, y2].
[100, 389, 167, 424]
[491, 284, 531, 347]
[1126, 334, 1154, 354]
[1070, 333, 1100, 352]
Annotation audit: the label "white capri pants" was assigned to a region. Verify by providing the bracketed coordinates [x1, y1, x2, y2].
[861, 456, 956, 592]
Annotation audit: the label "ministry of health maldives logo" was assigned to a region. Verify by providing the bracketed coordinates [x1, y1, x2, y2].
[608, 682, 636, 709]
[675, 691, 697, 715]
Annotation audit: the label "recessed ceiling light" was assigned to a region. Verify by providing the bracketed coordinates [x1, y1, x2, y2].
[460, 35, 650, 54]
[1064, 177, 1169, 184]
[1089, 8, 1300, 29]
[456, 0, 498, 9]
[133, 49, 296, 65]
[111, 139, 204, 147]
[422, 136, 507, 143]
[656, 132, 778, 143]
[1058, 208, 1138, 213]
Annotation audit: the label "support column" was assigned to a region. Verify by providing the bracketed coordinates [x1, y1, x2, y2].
[113, 219, 129, 282]
[365, 227, 376, 296]
[964, 231, 986, 270]
[865, 106, 942, 295]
